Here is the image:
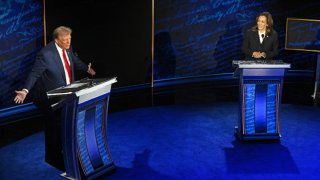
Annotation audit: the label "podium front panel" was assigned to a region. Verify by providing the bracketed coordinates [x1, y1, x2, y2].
[242, 81, 279, 135]
[76, 94, 113, 177]
[233, 61, 290, 141]
[51, 78, 117, 180]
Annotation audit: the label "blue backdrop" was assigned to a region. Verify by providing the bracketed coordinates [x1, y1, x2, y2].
[1, 0, 320, 109]
[154, 0, 320, 80]
[0, 0, 44, 109]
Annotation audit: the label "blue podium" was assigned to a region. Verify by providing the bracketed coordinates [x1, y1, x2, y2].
[233, 61, 290, 141]
[47, 77, 117, 179]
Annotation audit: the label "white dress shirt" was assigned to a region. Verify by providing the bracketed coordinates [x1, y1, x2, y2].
[55, 43, 71, 85]
[258, 31, 266, 44]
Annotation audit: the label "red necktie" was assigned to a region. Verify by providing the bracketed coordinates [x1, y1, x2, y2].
[62, 49, 72, 83]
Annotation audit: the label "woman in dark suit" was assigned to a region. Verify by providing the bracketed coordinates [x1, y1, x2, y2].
[241, 12, 278, 60]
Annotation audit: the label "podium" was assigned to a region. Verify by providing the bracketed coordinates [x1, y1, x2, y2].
[232, 60, 290, 141]
[47, 77, 117, 180]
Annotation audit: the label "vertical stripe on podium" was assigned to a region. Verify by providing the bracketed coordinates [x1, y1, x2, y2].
[267, 83, 277, 133]
[245, 84, 255, 134]
[85, 107, 104, 169]
[95, 103, 112, 165]
[77, 110, 94, 174]
[255, 84, 267, 133]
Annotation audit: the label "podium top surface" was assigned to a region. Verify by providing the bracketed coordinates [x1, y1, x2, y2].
[47, 77, 117, 97]
[232, 60, 291, 69]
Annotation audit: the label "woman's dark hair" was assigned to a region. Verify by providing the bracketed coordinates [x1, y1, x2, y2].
[251, 12, 274, 35]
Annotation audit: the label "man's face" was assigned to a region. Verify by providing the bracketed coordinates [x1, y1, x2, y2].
[55, 34, 71, 50]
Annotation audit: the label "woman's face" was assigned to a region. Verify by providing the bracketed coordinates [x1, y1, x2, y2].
[257, 15, 267, 32]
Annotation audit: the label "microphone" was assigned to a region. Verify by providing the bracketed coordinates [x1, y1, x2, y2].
[261, 34, 265, 39]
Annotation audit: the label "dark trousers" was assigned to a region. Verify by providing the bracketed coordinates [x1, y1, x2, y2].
[36, 96, 65, 171]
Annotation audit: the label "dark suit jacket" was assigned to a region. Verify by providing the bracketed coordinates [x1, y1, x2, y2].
[24, 41, 87, 92]
[241, 29, 278, 60]
[23, 42, 88, 171]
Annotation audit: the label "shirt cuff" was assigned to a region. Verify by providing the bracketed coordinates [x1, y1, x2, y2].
[22, 88, 29, 94]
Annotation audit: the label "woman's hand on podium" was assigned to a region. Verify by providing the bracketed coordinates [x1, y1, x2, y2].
[252, 51, 266, 59]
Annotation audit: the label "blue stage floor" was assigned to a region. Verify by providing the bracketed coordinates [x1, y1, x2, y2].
[1, 102, 319, 180]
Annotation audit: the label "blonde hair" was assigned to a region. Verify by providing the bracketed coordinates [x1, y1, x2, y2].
[52, 26, 72, 39]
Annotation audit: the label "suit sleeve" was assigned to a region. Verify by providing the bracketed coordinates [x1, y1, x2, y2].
[241, 30, 253, 58]
[68, 47, 87, 72]
[265, 32, 279, 59]
[24, 52, 47, 91]
[72, 54, 88, 72]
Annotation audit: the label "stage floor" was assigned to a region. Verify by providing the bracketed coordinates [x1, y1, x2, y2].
[1, 102, 319, 180]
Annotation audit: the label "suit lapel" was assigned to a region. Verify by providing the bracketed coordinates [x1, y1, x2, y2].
[255, 32, 261, 45]
[66, 50, 74, 69]
[66, 49, 75, 82]
[262, 34, 270, 48]
[52, 43, 67, 84]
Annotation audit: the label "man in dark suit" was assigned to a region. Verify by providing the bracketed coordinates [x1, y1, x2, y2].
[241, 12, 278, 60]
[14, 26, 96, 170]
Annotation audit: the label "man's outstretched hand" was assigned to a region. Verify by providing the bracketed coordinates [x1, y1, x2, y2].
[14, 90, 27, 104]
